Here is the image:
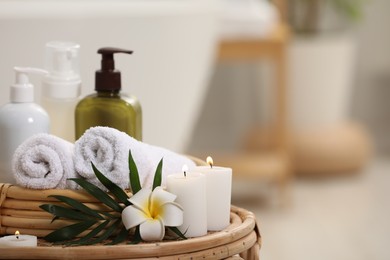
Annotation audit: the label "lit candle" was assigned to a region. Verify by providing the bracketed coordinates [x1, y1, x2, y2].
[0, 231, 37, 247]
[166, 165, 207, 238]
[195, 156, 232, 231]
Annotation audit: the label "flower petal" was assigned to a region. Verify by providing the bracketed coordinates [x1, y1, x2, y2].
[150, 187, 176, 207]
[122, 205, 148, 230]
[160, 202, 184, 227]
[129, 188, 152, 215]
[139, 218, 165, 241]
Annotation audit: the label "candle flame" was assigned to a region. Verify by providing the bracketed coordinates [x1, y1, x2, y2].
[182, 164, 188, 177]
[206, 156, 213, 168]
[15, 230, 20, 239]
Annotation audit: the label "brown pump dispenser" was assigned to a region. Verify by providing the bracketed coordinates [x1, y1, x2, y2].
[95, 47, 133, 91]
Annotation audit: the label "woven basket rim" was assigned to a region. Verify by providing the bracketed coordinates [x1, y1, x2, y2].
[0, 205, 260, 259]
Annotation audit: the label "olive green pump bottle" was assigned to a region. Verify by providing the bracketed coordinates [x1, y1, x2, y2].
[75, 47, 142, 140]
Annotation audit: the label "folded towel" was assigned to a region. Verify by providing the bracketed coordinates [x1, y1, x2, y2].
[12, 133, 78, 189]
[74, 126, 196, 191]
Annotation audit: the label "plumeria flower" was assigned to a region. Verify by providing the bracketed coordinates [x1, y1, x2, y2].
[122, 186, 184, 241]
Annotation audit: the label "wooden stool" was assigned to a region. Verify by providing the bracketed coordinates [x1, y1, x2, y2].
[215, 0, 292, 205]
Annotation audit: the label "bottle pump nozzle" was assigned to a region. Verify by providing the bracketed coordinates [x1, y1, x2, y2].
[43, 41, 81, 99]
[12, 67, 48, 103]
[95, 47, 133, 91]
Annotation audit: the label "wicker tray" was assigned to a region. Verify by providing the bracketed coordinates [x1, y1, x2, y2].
[0, 157, 261, 259]
[0, 205, 261, 260]
[0, 183, 123, 237]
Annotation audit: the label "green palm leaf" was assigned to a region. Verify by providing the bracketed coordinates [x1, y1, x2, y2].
[66, 220, 110, 246]
[99, 211, 118, 219]
[128, 226, 142, 244]
[152, 158, 163, 190]
[168, 227, 187, 240]
[108, 226, 128, 245]
[84, 219, 121, 245]
[69, 178, 123, 212]
[91, 162, 130, 206]
[44, 220, 96, 242]
[40, 204, 94, 221]
[48, 195, 104, 220]
[128, 150, 141, 193]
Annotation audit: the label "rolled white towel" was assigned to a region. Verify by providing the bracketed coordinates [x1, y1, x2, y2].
[74, 126, 196, 191]
[12, 133, 78, 189]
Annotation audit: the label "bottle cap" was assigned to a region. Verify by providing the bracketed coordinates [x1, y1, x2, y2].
[43, 41, 81, 99]
[95, 47, 133, 91]
[11, 67, 47, 103]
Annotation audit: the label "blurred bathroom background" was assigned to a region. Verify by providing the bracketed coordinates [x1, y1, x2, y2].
[1, 0, 390, 259]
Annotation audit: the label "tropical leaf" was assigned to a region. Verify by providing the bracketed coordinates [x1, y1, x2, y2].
[44, 220, 96, 242]
[51, 216, 60, 223]
[84, 219, 121, 245]
[128, 226, 142, 244]
[168, 226, 187, 240]
[152, 158, 163, 190]
[108, 226, 128, 245]
[66, 220, 110, 246]
[128, 150, 141, 194]
[40, 204, 94, 221]
[48, 195, 104, 220]
[91, 162, 130, 206]
[69, 178, 123, 212]
[99, 211, 118, 219]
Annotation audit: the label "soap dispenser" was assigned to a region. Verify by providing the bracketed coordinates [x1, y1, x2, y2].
[0, 67, 50, 184]
[75, 47, 142, 140]
[41, 41, 81, 142]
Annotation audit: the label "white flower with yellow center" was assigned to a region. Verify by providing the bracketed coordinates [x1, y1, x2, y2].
[121, 186, 184, 241]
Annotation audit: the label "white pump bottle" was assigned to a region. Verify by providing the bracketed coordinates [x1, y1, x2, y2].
[0, 67, 50, 184]
[41, 41, 81, 142]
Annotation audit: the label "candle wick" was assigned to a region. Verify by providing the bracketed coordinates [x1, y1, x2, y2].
[16, 235, 19, 239]
[184, 171, 187, 177]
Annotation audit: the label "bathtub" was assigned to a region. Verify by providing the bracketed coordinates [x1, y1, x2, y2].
[0, 0, 220, 152]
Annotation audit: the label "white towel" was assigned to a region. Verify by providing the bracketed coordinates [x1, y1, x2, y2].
[74, 126, 196, 191]
[12, 133, 78, 189]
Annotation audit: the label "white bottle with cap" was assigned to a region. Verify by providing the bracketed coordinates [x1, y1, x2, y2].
[0, 67, 50, 184]
[41, 41, 81, 142]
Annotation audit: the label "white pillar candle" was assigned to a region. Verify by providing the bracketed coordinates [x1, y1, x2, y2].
[166, 166, 207, 238]
[0, 231, 37, 247]
[195, 156, 232, 231]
